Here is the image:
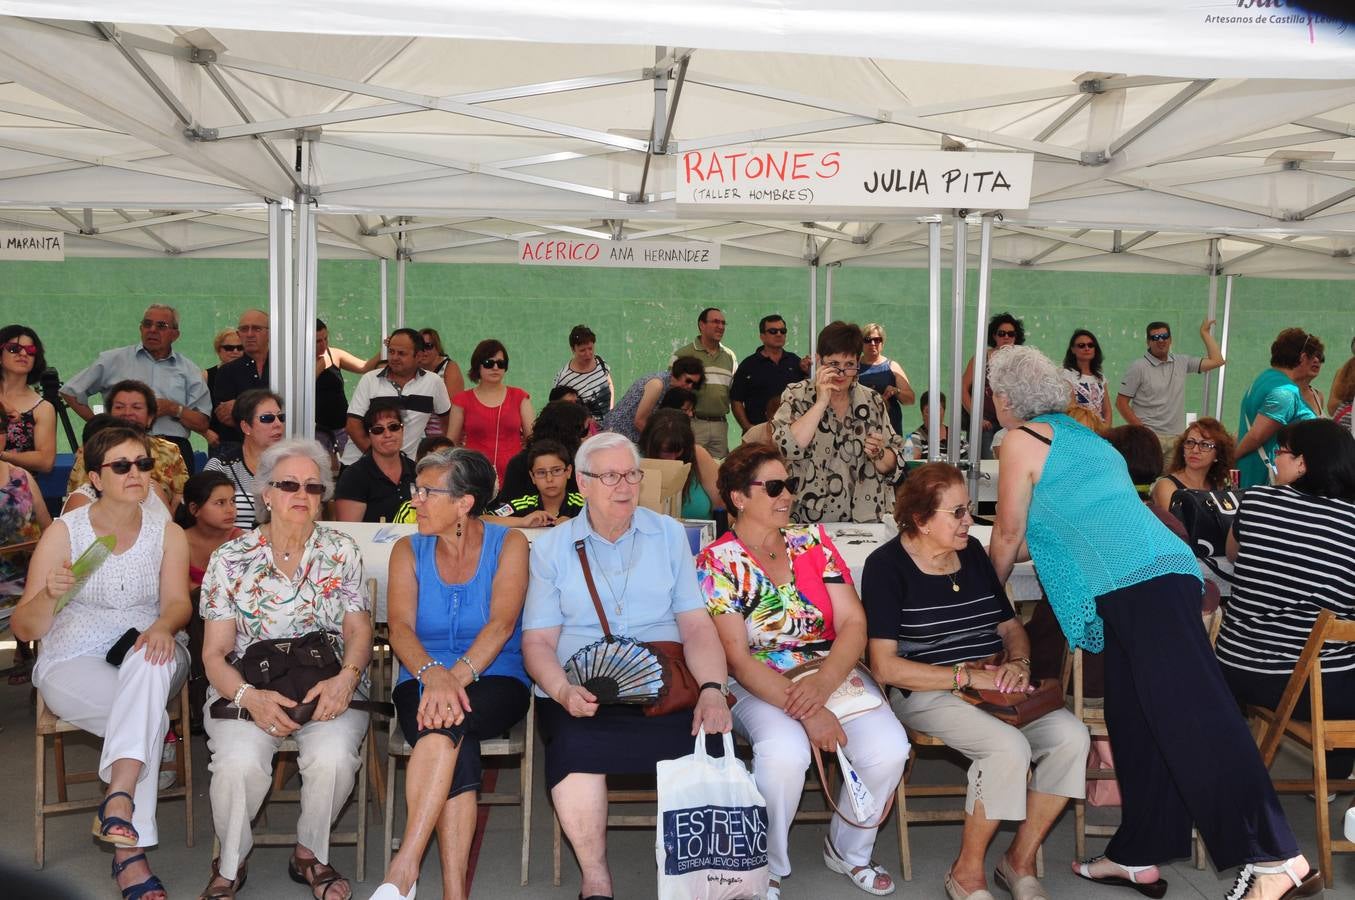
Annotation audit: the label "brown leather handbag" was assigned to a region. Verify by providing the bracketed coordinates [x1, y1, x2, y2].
[955, 652, 1065, 727]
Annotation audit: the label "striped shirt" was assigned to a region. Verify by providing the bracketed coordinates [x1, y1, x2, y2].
[552, 358, 612, 420]
[1216, 485, 1355, 675]
[862, 535, 1013, 666]
[672, 339, 737, 419]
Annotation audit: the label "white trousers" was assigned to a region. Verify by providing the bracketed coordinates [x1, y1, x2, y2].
[731, 679, 910, 879]
[203, 704, 367, 880]
[33, 644, 187, 848]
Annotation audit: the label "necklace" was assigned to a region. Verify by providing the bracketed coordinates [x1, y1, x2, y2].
[903, 537, 961, 591]
[736, 525, 782, 560]
[593, 535, 638, 617]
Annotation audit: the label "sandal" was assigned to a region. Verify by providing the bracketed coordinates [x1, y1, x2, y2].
[92, 790, 139, 847]
[1072, 857, 1167, 899]
[1225, 857, 1322, 900]
[823, 836, 897, 896]
[198, 858, 248, 900]
[289, 852, 350, 900]
[112, 852, 166, 900]
[766, 878, 780, 900]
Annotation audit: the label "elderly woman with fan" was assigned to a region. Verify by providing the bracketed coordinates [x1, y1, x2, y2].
[522, 431, 732, 900]
[699, 441, 909, 899]
[368, 448, 531, 900]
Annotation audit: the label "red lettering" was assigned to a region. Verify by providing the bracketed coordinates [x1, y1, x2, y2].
[522, 241, 537, 261]
[726, 152, 746, 179]
[765, 152, 787, 181]
[683, 151, 704, 184]
[790, 151, 814, 180]
[707, 153, 725, 183]
[556, 241, 570, 260]
[818, 151, 841, 179]
[585, 243, 600, 261]
[745, 154, 765, 179]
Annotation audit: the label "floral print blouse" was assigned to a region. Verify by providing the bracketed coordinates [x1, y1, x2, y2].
[200, 524, 367, 658]
[697, 525, 853, 673]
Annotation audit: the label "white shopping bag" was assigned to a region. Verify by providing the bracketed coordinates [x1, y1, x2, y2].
[656, 729, 771, 900]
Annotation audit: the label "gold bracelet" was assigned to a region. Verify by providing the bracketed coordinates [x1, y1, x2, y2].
[342, 663, 362, 683]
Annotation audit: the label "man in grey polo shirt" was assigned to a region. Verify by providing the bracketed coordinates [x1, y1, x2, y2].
[1115, 318, 1225, 442]
[672, 307, 738, 457]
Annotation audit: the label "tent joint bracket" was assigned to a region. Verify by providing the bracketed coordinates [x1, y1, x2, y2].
[185, 126, 219, 142]
[1081, 150, 1108, 166]
[1079, 79, 1106, 94]
[188, 48, 217, 65]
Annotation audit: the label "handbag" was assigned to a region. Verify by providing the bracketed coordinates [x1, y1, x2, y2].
[572, 540, 701, 718]
[1168, 483, 1245, 560]
[782, 657, 883, 723]
[209, 631, 390, 725]
[955, 652, 1064, 727]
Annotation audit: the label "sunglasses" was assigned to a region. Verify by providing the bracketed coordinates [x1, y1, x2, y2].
[255, 412, 286, 424]
[749, 476, 801, 498]
[995, 329, 1017, 337]
[864, 336, 884, 344]
[101, 456, 155, 475]
[419, 342, 435, 351]
[1148, 333, 1171, 342]
[1074, 342, 1096, 349]
[481, 358, 508, 370]
[1182, 438, 1216, 451]
[763, 327, 787, 335]
[934, 504, 973, 520]
[219, 343, 244, 352]
[140, 318, 176, 330]
[270, 479, 325, 495]
[3, 342, 38, 357]
[369, 422, 403, 435]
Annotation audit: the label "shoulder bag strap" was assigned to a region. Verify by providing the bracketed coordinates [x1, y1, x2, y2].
[1166, 474, 1188, 491]
[573, 539, 613, 639]
[809, 745, 896, 830]
[1017, 424, 1052, 446]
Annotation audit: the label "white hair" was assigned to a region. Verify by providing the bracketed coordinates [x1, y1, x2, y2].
[575, 432, 641, 481]
[254, 438, 334, 521]
[985, 345, 1073, 421]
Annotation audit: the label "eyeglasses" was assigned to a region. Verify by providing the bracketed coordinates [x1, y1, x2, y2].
[2, 342, 38, 357]
[995, 329, 1017, 337]
[531, 466, 568, 479]
[255, 412, 286, 424]
[824, 363, 860, 374]
[140, 318, 176, 330]
[219, 343, 244, 352]
[481, 359, 508, 370]
[419, 342, 435, 351]
[934, 504, 973, 520]
[863, 337, 884, 344]
[763, 328, 787, 335]
[1182, 438, 1216, 451]
[1148, 333, 1171, 342]
[749, 476, 801, 498]
[412, 484, 457, 501]
[581, 469, 645, 486]
[368, 422, 403, 435]
[101, 457, 155, 475]
[270, 479, 325, 495]
[1074, 342, 1096, 349]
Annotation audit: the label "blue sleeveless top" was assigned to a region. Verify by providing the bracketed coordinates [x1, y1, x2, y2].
[395, 523, 528, 687]
[1024, 414, 1200, 652]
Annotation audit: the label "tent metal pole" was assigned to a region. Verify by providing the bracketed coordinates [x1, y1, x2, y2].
[291, 197, 318, 440]
[396, 255, 407, 328]
[948, 216, 968, 465]
[927, 218, 942, 462]
[1201, 238, 1220, 414]
[1214, 275, 1234, 420]
[267, 199, 293, 399]
[968, 216, 994, 503]
[824, 263, 835, 323]
[379, 258, 389, 344]
[299, 201, 318, 441]
[808, 263, 818, 373]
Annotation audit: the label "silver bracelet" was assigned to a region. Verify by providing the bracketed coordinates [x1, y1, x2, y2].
[457, 655, 481, 682]
[232, 683, 252, 706]
[415, 660, 445, 683]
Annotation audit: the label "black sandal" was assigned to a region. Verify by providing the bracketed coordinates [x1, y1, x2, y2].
[111, 852, 166, 900]
[92, 790, 139, 847]
[289, 853, 349, 900]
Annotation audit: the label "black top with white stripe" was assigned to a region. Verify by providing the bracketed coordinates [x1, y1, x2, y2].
[1216, 484, 1355, 675]
[862, 535, 1014, 666]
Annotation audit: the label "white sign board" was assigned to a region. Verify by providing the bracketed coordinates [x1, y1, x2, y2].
[518, 238, 720, 270]
[677, 147, 1033, 214]
[0, 231, 64, 261]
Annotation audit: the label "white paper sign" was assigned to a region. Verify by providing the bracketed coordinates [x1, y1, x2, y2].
[518, 239, 720, 270]
[0, 231, 64, 261]
[677, 147, 1033, 213]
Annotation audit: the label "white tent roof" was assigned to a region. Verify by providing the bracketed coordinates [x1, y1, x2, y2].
[1, 5, 1354, 276]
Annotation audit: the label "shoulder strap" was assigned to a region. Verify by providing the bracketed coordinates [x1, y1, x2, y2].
[573, 539, 613, 639]
[1166, 474, 1188, 491]
[809, 745, 896, 829]
[1017, 425, 1052, 446]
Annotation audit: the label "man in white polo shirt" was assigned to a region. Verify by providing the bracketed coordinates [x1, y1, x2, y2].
[341, 328, 450, 465]
[1116, 318, 1225, 443]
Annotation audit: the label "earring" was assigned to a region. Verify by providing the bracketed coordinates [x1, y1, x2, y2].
[924, 528, 931, 534]
[456, 520, 463, 538]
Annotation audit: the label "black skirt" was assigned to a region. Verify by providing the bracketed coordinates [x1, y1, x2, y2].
[536, 696, 706, 790]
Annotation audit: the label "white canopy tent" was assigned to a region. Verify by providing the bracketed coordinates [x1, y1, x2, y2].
[1, 4, 1353, 467]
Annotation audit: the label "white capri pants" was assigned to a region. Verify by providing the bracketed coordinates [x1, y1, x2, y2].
[731, 678, 909, 880]
[34, 644, 188, 848]
[891, 689, 1089, 821]
[203, 699, 367, 880]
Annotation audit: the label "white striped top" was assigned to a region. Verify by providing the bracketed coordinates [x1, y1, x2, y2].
[1215, 484, 1355, 675]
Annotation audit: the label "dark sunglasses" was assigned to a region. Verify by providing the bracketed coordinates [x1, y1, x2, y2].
[1074, 342, 1096, 349]
[995, 329, 1017, 337]
[419, 342, 435, 351]
[749, 476, 801, 498]
[220, 343, 244, 352]
[140, 318, 176, 330]
[481, 358, 508, 370]
[369, 422, 404, 435]
[1148, 333, 1171, 342]
[3, 342, 38, 356]
[763, 327, 787, 335]
[270, 479, 325, 495]
[863, 336, 884, 344]
[101, 456, 155, 475]
[254, 412, 286, 424]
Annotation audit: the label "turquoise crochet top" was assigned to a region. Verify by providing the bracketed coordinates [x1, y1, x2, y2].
[1024, 414, 1200, 652]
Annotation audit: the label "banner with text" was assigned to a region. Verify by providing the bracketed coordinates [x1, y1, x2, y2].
[0, 231, 64, 261]
[518, 238, 720, 270]
[677, 147, 1034, 214]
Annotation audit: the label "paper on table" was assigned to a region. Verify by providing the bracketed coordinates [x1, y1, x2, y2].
[54, 533, 115, 614]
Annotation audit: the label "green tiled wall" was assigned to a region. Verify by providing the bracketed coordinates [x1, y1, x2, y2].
[1, 258, 1349, 453]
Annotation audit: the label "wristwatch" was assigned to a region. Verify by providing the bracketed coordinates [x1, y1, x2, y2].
[699, 681, 729, 698]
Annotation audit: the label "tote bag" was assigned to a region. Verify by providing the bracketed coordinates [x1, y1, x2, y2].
[656, 730, 771, 900]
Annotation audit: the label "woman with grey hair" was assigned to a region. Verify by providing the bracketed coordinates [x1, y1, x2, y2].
[523, 431, 732, 900]
[367, 448, 530, 900]
[197, 438, 371, 900]
[986, 347, 1317, 900]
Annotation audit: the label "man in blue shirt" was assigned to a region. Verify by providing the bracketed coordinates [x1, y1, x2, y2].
[730, 313, 809, 433]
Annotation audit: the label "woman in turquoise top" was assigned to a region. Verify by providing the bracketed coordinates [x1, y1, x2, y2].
[371, 448, 530, 900]
[639, 409, 722, 520]
[987, 346, 1318, 900]
[1234, 328, 1322, 488]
